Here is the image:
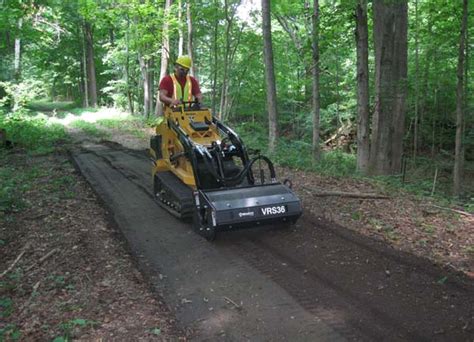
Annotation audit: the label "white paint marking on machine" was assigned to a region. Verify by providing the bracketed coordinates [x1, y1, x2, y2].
[238, 212, 255, 218]
[261, 205, 286, 216]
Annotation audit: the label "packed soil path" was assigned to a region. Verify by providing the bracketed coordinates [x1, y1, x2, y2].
[71, 141, 474, 341]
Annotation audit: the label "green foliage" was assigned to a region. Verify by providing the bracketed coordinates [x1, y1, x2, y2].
[234, 121, 268, 149]
[70, 120, 110, 138]
[371, 157, 474, 205]
[465, 198, 474, 214]
[235, 121, 357, 177]
[0, 80, 47, 110]
[0, 0, 472, 200]
[0, 162, 46, 213]
[27, 101, 77, 112]
[0, 169, 27, 213]
[95, 118, 122, 129]
[0, 297, 14, 318]
[67, 107, 99, 116]
[0, 110, 68, 153]
[96, 117, 148, 139]
[54, 318, 97, 342]
[144, 116, 165, 127]
[0, 323, 21, 341]
[150, 327, 161, 336]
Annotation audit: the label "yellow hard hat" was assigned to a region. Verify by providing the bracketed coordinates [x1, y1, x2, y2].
[175, 55, 192, 69]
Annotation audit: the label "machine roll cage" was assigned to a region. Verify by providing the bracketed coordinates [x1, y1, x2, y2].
[166, 104, 277, 190]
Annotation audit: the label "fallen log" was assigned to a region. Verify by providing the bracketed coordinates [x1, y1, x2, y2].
[430, 204, 473, 218]
[0, 242, 30, 279]
[302, 187, 389, 199]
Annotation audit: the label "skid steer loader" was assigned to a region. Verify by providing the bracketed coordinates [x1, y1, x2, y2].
[149, 102, 302, 240]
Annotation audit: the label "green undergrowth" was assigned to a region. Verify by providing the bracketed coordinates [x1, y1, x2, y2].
[0, 159, 45, 213]
[27, 100, 77, 112]
[0, 150, 78, 216]
[235, 121, 357, 177]
[0, 109, 68, 154]
[234, 121, 473, 210]
[70, 119, 110, 138]
[0, 107, 76, 216]
[96, 117, 147, 138]
[67, 107, 100, 116]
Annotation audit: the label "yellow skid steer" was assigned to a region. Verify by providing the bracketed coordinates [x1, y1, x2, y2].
[150, 102, 302, 240]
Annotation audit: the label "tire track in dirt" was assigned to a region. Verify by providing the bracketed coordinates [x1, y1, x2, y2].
[72, 141, 474, 341]
[218, 218, 474, 341]
[71, 141, 345, 341]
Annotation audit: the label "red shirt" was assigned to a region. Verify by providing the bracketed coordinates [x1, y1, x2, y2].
[159, 74, 201, 99]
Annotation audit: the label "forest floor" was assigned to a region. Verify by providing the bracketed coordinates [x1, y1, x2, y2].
[0, 150, 186, 340]
[95, 118, 474, 276]
[1, 110, 473, 340]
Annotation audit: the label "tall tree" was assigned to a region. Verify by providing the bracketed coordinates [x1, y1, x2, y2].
[311, 0, 320, 161]
[156, 0, 172, 116]
[178, 0, 184, 55]
[14, 17, 22, 81]
[262, 0, 278, 153]
[218, 0, 237, 121]
[453, 0, 468, 196]
[413, 0, 419, 161]
[83, 20, 97, 107]
[125, 16, 134, 114]
[186, 1, 195, 77]
[139, 53, 154, 117]
[81, 24, 89, 107]
[370, 0, 408, 175]
[355, 0, 369, 173]
[210, 0, 219, 115]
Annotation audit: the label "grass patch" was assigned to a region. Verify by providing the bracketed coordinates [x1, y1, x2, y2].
[0, 323, 21, 341]
[96, 117, 148, 139]
[234, 121, 473, 209]
[27, 101, 76, 112]
[53, 318, 98, 341]
[0, 297, 14, 318]
[68, 107, 100, 116]
[235, 122, 357, 177]
[0, 163, 48, 213]
[70, 120, 110, 138]
[0, 110, 68, 154]
[96, 117, 138, 129]
[0, 151, 78, 217]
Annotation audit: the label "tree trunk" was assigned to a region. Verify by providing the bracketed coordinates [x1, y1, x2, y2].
[83, 20, 97, 107]
[14, 17, 22, 81]
[275, 11, 309, 103]
[413, 0, 419, 161]
[186, 1, 196, 77]
[139, 55, 154, 118]
[211, 0, 219, 115]
[311, 0, 321, 160]
[370, 0, 408, 175]
[218, 0, 233, 121]
[453, 0, 468, 196]
[335, 54, 341, 128]
[109, 28, 115, 46]
[355, 0, 370, 173]
[125, 19, 134, 115]
[462, 11, 469, 179]
[178, 0, 184, 56]
[81, 28, 89, 108]
[156, 0, 172, 116]
[262, 0, 278, 153]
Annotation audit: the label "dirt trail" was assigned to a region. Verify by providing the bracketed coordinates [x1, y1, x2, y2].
[71, 140, 474, 341]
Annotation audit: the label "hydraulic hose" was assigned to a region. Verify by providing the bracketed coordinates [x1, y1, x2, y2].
[198, 152, 276, 187]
